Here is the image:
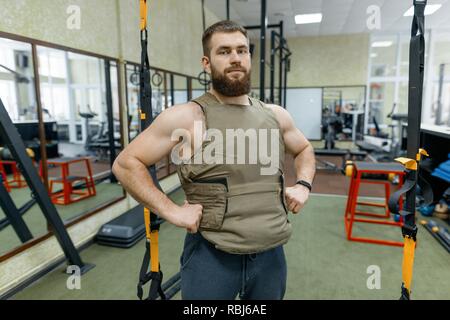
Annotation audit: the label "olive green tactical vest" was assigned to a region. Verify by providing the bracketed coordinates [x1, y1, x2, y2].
[176, 92, 292, 254]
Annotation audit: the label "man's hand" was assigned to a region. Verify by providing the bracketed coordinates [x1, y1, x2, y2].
[285, 184, 310, 214]
[172, 200, 203, 233]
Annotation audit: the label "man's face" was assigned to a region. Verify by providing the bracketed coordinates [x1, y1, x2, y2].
[202, 31, 251, 97]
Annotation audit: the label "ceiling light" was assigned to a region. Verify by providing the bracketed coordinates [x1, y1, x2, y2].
[371, 41, 393, 48]
[370, 53, 378, 58]
[403, 4, 442, 16]
[294, 13, 322, 25]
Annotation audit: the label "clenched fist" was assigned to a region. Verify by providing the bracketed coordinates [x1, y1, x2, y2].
[174, 200, 203, 233]
[285, 184, 310, 214]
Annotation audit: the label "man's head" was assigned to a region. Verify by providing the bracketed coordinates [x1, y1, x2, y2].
[201, 20, 251, 97]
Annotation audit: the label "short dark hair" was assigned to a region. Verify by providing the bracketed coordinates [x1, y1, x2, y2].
[202, 20, 249, 57]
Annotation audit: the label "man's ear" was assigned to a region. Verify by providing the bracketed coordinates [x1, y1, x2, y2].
[201, 56, 211, 74]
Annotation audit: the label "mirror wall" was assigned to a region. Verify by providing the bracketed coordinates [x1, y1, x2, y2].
[0, 35, 125, 258]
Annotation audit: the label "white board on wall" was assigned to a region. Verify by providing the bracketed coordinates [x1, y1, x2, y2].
[286, 88, 322, 140]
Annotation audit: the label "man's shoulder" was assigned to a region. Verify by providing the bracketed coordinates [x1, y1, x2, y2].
[262, 102, 284, 113]
[157, 101, 204, 129]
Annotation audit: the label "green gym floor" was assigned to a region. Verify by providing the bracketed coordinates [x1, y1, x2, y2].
[9, 188, 450, 300]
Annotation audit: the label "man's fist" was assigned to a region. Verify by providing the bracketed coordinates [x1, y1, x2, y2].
[285, 184, 310, 214]
[176, 200, 203, 233]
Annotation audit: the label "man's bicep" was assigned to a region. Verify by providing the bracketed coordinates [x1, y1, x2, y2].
[280, 108, 311, 155]
[122, 110, 184, 167]
[126, 126, 177, 166]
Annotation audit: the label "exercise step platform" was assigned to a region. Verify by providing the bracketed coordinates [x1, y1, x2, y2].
[96, 205, 146, 248]
[96, 204, 165, 248]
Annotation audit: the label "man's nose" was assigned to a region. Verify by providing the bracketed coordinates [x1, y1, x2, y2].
[229, 50, 241, 63]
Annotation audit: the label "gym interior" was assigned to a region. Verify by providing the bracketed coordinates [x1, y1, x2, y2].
[0, 0, 449, 301]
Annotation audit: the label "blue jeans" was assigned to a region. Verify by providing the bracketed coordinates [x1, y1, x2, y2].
[180, 232, 287, 300]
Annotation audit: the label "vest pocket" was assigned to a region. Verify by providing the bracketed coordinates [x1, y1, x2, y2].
[184, 179, 228, 230]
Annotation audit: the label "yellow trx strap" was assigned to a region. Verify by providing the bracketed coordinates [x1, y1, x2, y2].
[140, 0, 147, 31]
[136, 0, 165, 300]
[144, 207, 159, 272]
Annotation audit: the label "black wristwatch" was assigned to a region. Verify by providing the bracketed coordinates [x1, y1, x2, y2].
[296, 180, 312, 192]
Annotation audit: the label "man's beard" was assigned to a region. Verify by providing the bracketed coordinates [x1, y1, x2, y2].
[210, 65, 251, 97]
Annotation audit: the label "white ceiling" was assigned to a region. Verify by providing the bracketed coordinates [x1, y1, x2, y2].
[204, 0, 450, 39]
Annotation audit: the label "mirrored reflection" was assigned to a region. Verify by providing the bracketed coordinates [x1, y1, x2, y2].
[125, 65, 192, 180]
[152, 69, 165, 113]
[125, 63, 139, 142]
[31, 46, 124, 230]
[0, 38, 46, 256]
[322, 86, 366, 142]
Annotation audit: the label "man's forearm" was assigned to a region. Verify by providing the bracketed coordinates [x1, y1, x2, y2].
[293, 144, 316, 184]
[113, 158, 179, 224]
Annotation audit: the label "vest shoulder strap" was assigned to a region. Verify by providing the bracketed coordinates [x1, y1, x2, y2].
[191, 92, 220, 110]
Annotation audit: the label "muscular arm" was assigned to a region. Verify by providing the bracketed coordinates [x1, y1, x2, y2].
[268, 104, 316, 213]
[112, 102, 204, 231]
[280, 112, 315, 184]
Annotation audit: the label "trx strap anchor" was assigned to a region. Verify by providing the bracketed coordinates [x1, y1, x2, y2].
[387, 0, 433, 300]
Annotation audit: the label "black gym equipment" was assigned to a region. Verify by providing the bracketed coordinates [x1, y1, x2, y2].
[244, 1, 291, 105]
[78, 104, 99, 156]
[388, 0, 433, 300]
[96, 205, 148, 248]
[0, 96, 94, 274]
[269, 26, 291, 106]
[357, 103, 409, 162]
[314, 107, 366, 172]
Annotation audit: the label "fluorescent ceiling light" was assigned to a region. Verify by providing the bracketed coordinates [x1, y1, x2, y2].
[403, 4, 442, 16]
[371, 41, 393, 47]
[370, 53, 378, 58]
[295, 13, 322, 25]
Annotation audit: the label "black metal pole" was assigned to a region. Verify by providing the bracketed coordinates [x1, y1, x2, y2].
[245, 23, 281, 30]
[226, 0, 230, 20]
[170, 74, 175, 106]
[187, 77, 192, 101]
[283, 57, 289, 108]
[259, 0, 267, 101]
[0, 180, 33, 241]
[270, 30, 275, 103]
[105, 60, 117, 183]
[278, 21, 284, 105]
